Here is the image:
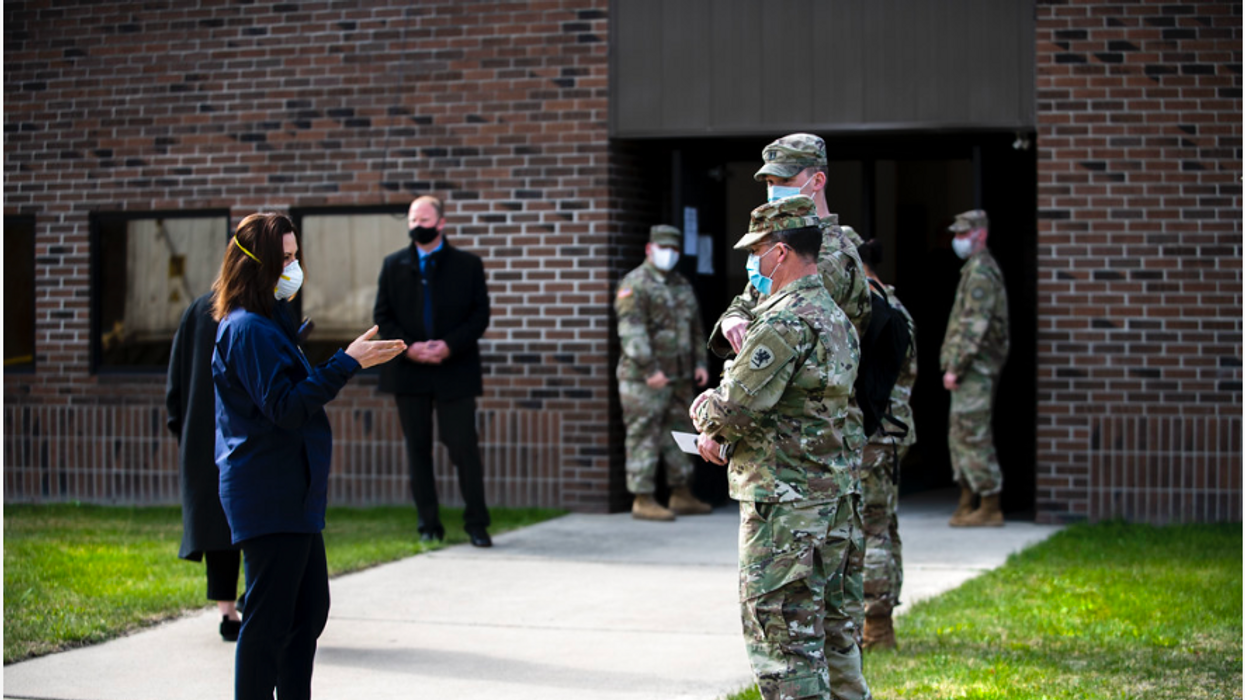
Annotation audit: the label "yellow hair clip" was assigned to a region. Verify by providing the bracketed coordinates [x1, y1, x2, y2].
[233, 236, 262, 263]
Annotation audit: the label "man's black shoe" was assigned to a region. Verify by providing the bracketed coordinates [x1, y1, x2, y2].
[419, 530, 444, 543]
[467, 528, 492, 548]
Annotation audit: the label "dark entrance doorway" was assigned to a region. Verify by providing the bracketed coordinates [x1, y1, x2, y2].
[636, 131, 1037, 515]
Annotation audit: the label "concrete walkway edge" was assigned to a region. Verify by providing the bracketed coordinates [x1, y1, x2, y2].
[3, 490, 1061, 700]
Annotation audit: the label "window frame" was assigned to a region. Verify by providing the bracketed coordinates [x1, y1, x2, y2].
[89, 209, 233, 375]
[4, 214, 37, 374]
[288, 204, 410, 371]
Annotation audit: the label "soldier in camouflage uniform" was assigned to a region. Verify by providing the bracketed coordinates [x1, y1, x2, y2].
[692, 196, 870, 700]
[616, 224, 713, 521]
[707, 133, 872, 641]
[709, 133, 871, 352]
[855, 238, 918, 650]
[940, 209, 1010, 527]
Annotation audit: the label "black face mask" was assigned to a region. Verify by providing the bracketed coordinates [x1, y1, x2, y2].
[409, 225, 439, 245]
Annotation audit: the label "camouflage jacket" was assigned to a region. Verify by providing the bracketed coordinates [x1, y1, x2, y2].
[694, 274, 861, 504]
[868, 282, 918, 449]
[840, 223, 866, 248]
[709, 214, 871, 357]
[940, 249, 1009, 378]
[615, 260, 707, 383]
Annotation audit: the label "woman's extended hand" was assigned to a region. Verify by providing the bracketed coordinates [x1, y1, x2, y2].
[346, 326, 407, 369]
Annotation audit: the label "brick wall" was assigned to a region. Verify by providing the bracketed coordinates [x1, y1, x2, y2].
[1035, 0, 1242, 523]
[3, 0, 627, 511]
[7, 0, 1242, 524]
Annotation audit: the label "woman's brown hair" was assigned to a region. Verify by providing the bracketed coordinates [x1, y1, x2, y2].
[212, 213, 298, 322]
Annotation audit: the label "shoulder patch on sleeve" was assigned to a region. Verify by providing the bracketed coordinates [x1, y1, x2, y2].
[617, 287, 633, 299]
[748, 344, 776, 371]
[726, 321, 798, 396]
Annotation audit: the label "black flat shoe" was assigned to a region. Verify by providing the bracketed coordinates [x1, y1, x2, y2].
[419, 530, 444, 543]
[467, 529, 492, 548]
[220, 616, 241, 642]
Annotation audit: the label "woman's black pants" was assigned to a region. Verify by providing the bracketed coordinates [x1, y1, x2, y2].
[235, 532, 329, 700]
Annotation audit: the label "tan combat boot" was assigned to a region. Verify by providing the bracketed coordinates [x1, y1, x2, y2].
[948, 485, 976, 526]
[861, 614, 896, 650]
[668, 486, 711, 515]
[957, 494, 1004, 527]
[632, 494, 675, 521]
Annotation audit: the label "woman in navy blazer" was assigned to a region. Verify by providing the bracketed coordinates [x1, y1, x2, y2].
[211, 212, 405, 700]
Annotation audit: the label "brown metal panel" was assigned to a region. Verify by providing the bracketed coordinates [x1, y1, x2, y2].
[611, 0, 665, 136]
[661, 0, 713, 129]
[814, 1, 865, 126]
[968, 0, 1021, 125]
[864, 1, 968, 127]
[757, 0, 817, 127]
[1015, 0, 1037, 126]
[863, 0, 922, 125]
[612, 0, 1036, 137]
[709, 0, 764, 130]
[867, 0, 1035, 129]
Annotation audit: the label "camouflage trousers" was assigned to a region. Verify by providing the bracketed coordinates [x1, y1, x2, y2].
[860, 441, 908, 618]
[948, 369, 1003, 496]
[738, 496, 871, 700]
[619, 379, 695, 495]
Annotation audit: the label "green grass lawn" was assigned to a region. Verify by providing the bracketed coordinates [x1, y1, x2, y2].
[727, 521, 1242, 700]
[3, 503, 565, 664]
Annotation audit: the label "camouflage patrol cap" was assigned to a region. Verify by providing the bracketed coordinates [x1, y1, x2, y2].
[649, 224, 681, 247]
[734, 195, 821, 250]
[753, 133, 827, 182]
[948, 209, 989, 233]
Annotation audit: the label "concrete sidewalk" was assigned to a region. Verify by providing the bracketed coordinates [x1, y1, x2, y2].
[3, 491, 1060, 700]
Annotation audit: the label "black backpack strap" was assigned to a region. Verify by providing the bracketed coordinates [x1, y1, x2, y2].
[880, 413, 908, 440]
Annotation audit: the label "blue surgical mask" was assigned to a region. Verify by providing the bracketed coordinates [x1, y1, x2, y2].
[767, 176, 816, 203]
[745, 245, 782, 296]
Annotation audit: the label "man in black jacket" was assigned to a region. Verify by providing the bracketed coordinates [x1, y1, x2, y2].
[374, 196, 493, 547]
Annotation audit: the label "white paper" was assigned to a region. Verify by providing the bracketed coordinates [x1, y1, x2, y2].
[682, 207, 699, 255]
[696, 235, 714, 275]
[671, 431, 700, 454]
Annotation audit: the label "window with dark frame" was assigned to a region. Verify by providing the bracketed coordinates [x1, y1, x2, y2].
[4, 215, 36, 372]
[290, 206, 409, 367]
[91, 211, 232, 372]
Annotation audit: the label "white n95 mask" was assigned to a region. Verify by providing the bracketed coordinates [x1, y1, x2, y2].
[652, 247, 679, 271]
[275, 260, 304, 300]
